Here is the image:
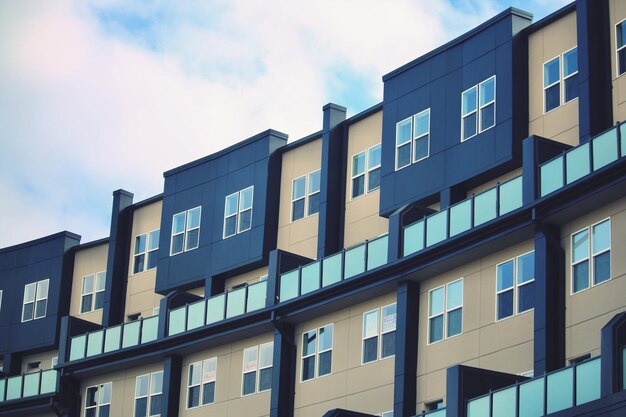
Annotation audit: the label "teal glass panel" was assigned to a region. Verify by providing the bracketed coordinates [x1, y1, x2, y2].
[467, 395, 489, 417]
[226, 287, 246, 318]
[566, 143, 590, 184]
[474, 188, 497, 226]
[69, 335, 87, 361]
[403, 220, 424, 256]
[187, 299, 206, 330]
[428, 410, 446, 417]
[449, 200, 472, 236]
[519, 377, 544, 417]
[540, 156, 564, 197]
[6, 376, 22, 401]
[206, 294, 226, 324]
[104, 325, 122, 353]
[547, 367, 573, 413]
[576, 358, 600, 405]
[0, 379, 5, 402]
[279, 270, 299, 302]
[367, 235, 388, 270]
[40, 370, 57, 394]
[344, 244, 366, 279]
[86, 330, 104, 357]
[23, 372, 40, 397]
[492, 386, 516, 417]
[301, 262, 321, 295]
[322, 253, 343, 287]
[168, 306, 187, 336]
[621, 123, 626, 157]
[499, 176, 523, 215]
[141, 316, 158, 343]
[247, 281, 267, 312]
[426, 210, 448, 247]
[623, 347, 626, 390]
[592, 127, 618, 170]
[122, 320, 141, 348]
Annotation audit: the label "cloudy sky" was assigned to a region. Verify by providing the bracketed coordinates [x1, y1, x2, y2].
[0, 0, 570, 248]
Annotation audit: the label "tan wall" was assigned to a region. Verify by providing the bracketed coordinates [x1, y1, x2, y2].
[528, 11, 579, 146]
[21, 350, 58, 373]
[70, 243, 108, 325]
[294, 293, 396, 417]
[125, 200, 163, 321]
[79, 362, 163, 417]
[225, 267, 269, 290]
[179, 333, 273, 417]
[610, 0, 626, 122]
[344, 111, 388, 248]
[467, 168, 522, 196]
[563, 196, 626, 360]
[187, 286, 205, 297]
[277, 138, 322, 260]
[417, 239, 535, 412]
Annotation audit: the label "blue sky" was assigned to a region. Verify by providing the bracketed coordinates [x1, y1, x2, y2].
[0, 0, 570, 248]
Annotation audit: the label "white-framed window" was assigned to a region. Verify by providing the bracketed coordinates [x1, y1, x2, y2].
[84, 382, 112, 417]
[170, 207, 201, 255]
[543, 47, 578, 113]
[362, 303, 397, 364]
[21, 279, 49, 322]
[616, 19, 626, 76]
[462, 76, 495, 141]
[428, 278, 463, 344]
[572, 218, 611, 294]
[301, 324, 333, 382]
[291, 170, 321, 221]
[224, 186, 254, 238]
[395, 109, 430, 170]
[242, 342, 273, 396]
[81, 271, 106, 314]
[496, 251, 535, 321]
[135, 371, 163, 417]
[352, 144, 382, 199]
[134, 230, 160, 274]
[187, 358, 216, 409]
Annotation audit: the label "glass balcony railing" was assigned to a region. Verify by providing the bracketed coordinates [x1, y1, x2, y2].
[69, 315, 159, 362]
[623, 346, 626, 390]
[0, 370, 58, 403]
[466, 356, 601, 417]
[278, 235, 389, 303]
[168, 280, 267, 336]
[403, 176, 523, 257]
[416, 408, 446, 417]
[540, 122, 626, 197]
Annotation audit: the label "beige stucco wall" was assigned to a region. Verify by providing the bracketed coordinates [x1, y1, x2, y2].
[225, 267, 269, 290]
[344, 111, 388, 248]
[528, 11, 579, 146]
[277, 138, 322, 260]
[70, 243, 108, 325]
[21, 350, 58, 373]
[610, 0, 626, 123]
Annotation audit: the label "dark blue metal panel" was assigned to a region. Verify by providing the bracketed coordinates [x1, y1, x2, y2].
[393, 281, 419, 417]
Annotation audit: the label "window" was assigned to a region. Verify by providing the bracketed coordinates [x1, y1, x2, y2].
[616, 19, 626, 76]
[362, 303, 396, 364]
[428, 279, 463, 344]
[134, 230, 159, 274]
[171, 207, 201, 255]
[22, 279, 49, 322]
[187, 358, 216, 408]
[85, 382, 112, 417]
[81, 271, 106, 314]
[27, 361, 41, 372]
[395, 109, 430, 170]
[425, 400, 444, 411]
[496, 251, 535, 320]
[572, 218, 611, 294]
[242, 342, 273, 396]
[135, 371, 163, 417]
[544, 47, 578, 113]
[352, 144, 381, 198]
[462, 76, 495, 141]
[301, 324, 333, 381]
[224, 186, 253, 238]
[291, 170, 321, 221]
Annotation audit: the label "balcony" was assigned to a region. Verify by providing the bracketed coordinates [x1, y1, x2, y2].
[0, 370, 58, 403]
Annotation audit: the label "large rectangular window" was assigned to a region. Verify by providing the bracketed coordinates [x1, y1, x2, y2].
[187, 358, 216, 409]
[462, 77, 495, 141]
[362, 303, 396, 364]
[135, 371, 163, 417]
[85, 382, 112, 417]
[133, 230, 159, 274]
[170, 207, 201, 255]
[395, 109, 430, 170]
[242, 342, 273, 396]
[224, 186, 254, 238]
[291, 170, 321, 221]
[544, 47, 578, 113]
[22, 279, 49, 322]
[617, 20, 626, 76]
[352, 144, 381, 198]
[81, 271, 106, 314]
[572, 218, 611, 294]
[428, 279, 463, 344]
[301, 324, 333, 381]
[496, 251, 535, 320]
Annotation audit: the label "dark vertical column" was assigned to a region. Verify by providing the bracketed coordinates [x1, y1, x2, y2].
[317, 103, 347, 259]
[3, 352, 22, 376]
[439, 186, 466, 210]
[266, 250, 280, 307]
[162, 355, 182, 417]
[393, 281, 419, 417]
[534, 223, 565, 374]
[59, 376, 82, 417]
[204, 276, 224, 298]
[270, 323, 295, 417]
[387, 208, 403, 263]
[103, 189, 134, 327]
[600, 311, 626, 397]
[521, 136, 538, 205]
